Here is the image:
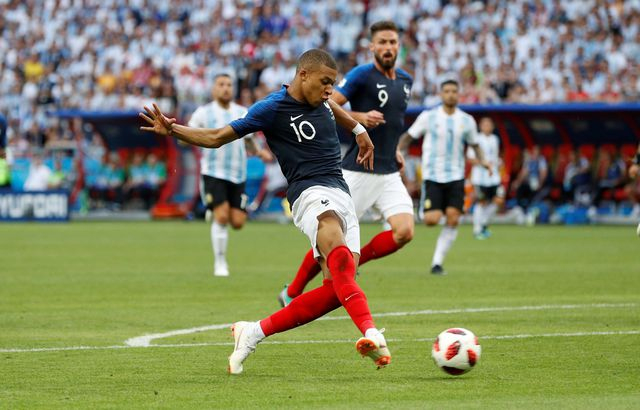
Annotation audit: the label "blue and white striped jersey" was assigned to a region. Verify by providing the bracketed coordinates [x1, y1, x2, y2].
[188, 101, 249, 184]
[407, 106, 478, 183]
[467, 133, 501, 187]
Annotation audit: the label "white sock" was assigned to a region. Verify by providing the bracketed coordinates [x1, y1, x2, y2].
[253, 321, 266, 339]
[473, 204, 484, 235]
[483, 203, 497, 228]
[432, 226, 458, 266]
[211, 221, 228, 264]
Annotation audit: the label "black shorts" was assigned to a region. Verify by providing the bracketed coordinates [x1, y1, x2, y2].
[421, 179, 465, 212]
[201, 175, 248, 211]
[474, 185, 500, 201]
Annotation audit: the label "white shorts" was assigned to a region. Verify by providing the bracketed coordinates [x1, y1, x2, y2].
[292, 186, 360, 259]
[343, 170, 414, 220]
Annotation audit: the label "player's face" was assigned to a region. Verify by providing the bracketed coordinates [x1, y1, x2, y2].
[440, 84, 459, 107]
[480, 118, 494, 135]
[370, 30, 399, 70]
[212, 76, 234, 104]
[300, 64, 337, 107]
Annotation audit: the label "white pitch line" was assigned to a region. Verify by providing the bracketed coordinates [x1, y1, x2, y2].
[2, 330, 640, 354]
[124, 302, 637, 347]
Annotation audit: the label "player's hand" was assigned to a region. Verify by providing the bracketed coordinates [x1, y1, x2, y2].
[363, 110, 385, 129]
[355, 131, 374, 171]
[630, 164, 640, 179]
[482, 160, 493, 176]
[395, 150, 405, 172]
[140, 103, 176, 136]
[258, 149, 274, 163]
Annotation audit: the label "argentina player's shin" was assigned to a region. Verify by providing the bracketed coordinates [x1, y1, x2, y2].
[140, 48, 391, 374]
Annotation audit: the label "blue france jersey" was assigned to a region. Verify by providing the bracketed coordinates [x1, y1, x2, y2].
[229, 87, 348, 206]
[336, 63, 412, 174]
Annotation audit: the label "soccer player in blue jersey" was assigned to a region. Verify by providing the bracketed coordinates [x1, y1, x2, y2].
[279, 21, 415, 306]
[188, 73, 272, 277]
[140, 49, 391, 374]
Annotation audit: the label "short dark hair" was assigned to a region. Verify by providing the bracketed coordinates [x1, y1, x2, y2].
[440, 79, 459, 90]
[297, 49, 337, 72]
[370, 21, 399, 38]
[214, 73, 232, 81]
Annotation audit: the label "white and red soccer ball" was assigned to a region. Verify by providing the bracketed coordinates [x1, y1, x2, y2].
[431, 328, 481, 375]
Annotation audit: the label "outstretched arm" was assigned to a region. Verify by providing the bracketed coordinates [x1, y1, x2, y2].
[140, 104, 240, 148]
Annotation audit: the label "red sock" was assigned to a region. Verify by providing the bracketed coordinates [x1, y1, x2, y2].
[260, 279, 340, 337]
[287, 248, 321, 298]
[359, 230, 399, 266]
[326, 245, 375, 334]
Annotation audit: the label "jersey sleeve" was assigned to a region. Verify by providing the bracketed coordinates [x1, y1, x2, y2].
[187, 107, 206, 128]
[229, 99, 274, 137]
[406, 111, 430, 139]
[335, 65, 369, 101]
[464, 115, 478, 145]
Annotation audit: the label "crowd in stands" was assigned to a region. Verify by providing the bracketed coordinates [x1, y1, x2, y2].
[1, 0, 639, 217]
[507, 144, 640, 222]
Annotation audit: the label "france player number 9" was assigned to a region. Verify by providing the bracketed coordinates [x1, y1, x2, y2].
[290, 120, 316, 142]
[378, 89, 388, 107]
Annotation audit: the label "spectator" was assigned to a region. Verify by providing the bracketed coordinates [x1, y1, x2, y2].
[594, 149, 626, 205]
[562, 149, 592, 204]
[124, 152, 151, 209]
[144, 152, 167, 206]
[23, 153, 52, 191]
[47, 157, 71, 190]
[91, 152, 125, 210]
[511, 145, 550, 220]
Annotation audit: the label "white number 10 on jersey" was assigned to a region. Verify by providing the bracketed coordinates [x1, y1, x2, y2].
[290, 121, 316, 142]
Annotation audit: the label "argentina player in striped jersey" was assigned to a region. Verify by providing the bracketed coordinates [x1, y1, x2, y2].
[398, 80, 491, 275]
[279, 21, 415, 306]
[188, 73, 272, 277]
[467, 117, 503, 240]
[140, 49, 392, 374]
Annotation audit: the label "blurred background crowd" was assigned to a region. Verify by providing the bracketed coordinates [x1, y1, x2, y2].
[0, 0, 639, 216]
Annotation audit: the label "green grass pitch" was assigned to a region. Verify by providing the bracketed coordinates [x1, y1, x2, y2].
[1, 221, 639, 409]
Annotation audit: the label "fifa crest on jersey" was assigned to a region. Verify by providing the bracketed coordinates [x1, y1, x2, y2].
[324, 101, 335, 121]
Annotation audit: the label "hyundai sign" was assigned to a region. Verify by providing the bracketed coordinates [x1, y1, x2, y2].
[0, 191, 70, 221]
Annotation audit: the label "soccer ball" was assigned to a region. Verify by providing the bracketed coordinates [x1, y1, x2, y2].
[431, 328, 481, 375]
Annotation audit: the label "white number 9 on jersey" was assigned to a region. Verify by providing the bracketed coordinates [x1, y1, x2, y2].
[378, 89, 388, 107]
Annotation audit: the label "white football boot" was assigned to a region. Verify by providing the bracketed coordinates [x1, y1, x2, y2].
[228, 321, 263, 374]
[214, 259, 229, 277]
[356, 328, 391, 369]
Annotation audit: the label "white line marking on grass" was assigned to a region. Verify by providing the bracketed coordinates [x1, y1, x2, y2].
[125, 302, 637, 347]
[125, 323, 232, 347]
[2, 330, 640, 354]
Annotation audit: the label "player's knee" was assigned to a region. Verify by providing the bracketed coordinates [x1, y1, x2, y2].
[424, 214, 440, 226]
[393, 225, 414, 246]
[230, 220, 245, 230]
